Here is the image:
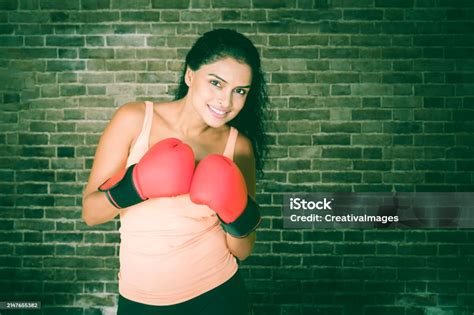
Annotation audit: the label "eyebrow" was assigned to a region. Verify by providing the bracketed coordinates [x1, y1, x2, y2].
[208, 73, 251, 88]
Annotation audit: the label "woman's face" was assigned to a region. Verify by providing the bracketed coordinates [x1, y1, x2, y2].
[185, 57, 252, 128]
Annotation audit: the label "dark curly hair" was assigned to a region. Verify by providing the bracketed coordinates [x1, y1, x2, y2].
[174, 29, 269, 179]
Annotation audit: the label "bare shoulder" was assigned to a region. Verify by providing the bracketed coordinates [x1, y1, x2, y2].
[235, 131, 255, 160]
[233, 131, 256, 197]
[112, 101, 147, 142]
[113, 101, 146, 125]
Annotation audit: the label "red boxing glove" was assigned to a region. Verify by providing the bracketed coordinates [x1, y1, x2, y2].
[98, 138, 195, 209]
[189, 154, 261, 238]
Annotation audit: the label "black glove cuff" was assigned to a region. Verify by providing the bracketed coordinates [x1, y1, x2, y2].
[98, 165, 144, 209]
[219, 196, 261, 238]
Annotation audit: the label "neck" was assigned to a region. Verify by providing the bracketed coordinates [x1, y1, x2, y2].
[173, 96, 211, 138]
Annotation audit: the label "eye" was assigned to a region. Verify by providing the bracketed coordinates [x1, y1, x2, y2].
[235, 88, 247, 96]
[210, 80, 221, 87]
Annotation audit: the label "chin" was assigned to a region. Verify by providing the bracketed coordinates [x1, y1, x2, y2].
[205, 118, 228, 129]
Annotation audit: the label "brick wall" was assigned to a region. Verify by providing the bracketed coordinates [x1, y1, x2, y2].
[0, 0, 473, 314]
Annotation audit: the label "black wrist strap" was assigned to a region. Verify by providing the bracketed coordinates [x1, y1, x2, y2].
[99, 165, 144, 209]
[219, 196, 261, 238]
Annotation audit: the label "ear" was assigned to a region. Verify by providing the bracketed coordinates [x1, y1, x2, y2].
[184, 66, 194, 87]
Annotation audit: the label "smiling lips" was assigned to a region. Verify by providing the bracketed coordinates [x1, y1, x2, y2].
[208, 104, 230, 118]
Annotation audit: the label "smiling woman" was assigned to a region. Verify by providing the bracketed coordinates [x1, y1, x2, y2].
[81, 29, 270, 315]
[183, 57, 252, 126]
[174, 29, 269, 179]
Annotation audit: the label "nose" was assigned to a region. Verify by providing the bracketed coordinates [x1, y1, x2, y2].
[217, 91, 232, 110]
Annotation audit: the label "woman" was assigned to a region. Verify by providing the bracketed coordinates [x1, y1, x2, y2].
[82, 29, 269, 315]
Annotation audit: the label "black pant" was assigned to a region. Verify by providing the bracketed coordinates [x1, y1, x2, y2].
[117, 270, 250, 315]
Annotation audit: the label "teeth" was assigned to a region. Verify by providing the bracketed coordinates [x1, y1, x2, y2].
[209, 105, 227, 115]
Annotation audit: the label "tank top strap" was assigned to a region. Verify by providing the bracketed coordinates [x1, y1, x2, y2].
[126, 101, 154, 167]
[142, 101, 154, 145]
[222, 126, 238, 160]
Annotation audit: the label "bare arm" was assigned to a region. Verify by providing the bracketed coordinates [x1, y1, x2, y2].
[225, 133, 258, 261]
[82, 103, 143, 226]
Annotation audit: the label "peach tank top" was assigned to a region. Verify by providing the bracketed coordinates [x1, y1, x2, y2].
[117, 101, 239, 306]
